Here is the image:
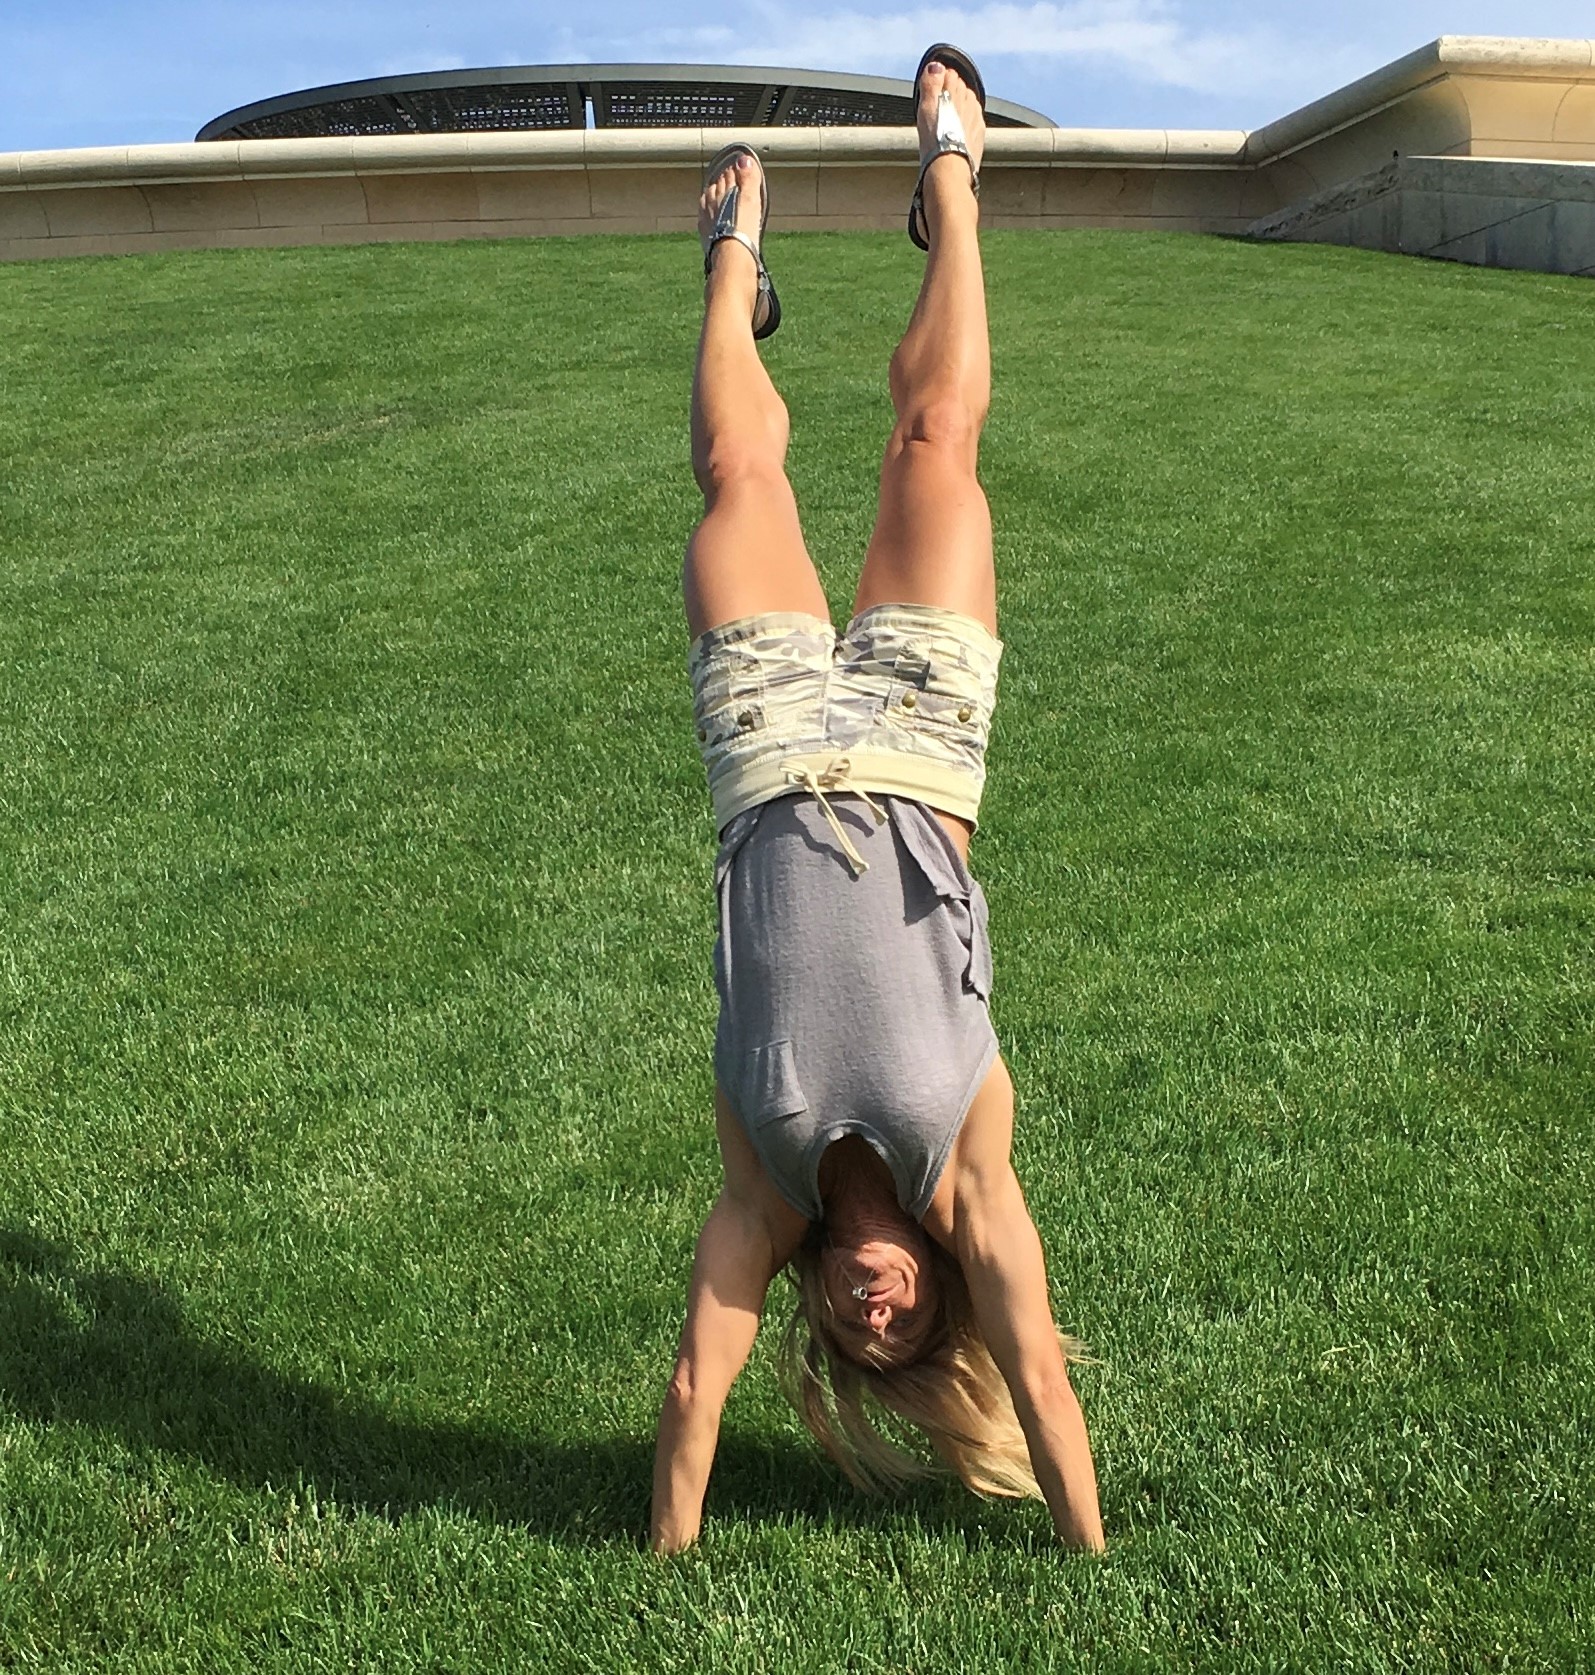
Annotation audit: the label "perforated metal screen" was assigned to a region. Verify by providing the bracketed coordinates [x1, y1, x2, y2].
[200, 65, 1048, 140]
[593, 81, 777, 128]
[780, 89, 918, 125]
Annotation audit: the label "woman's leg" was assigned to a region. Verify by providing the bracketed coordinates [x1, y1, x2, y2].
[853, 61, 994, 634]
[684, 154, 829, 639]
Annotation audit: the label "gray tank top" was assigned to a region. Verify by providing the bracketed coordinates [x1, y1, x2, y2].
[712, 793, 998, 1221]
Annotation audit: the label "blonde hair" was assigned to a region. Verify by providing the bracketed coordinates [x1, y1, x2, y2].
[778, 1231, 1086, 1501]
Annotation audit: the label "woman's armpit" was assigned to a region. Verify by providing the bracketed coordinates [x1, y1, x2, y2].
[713, 1084, 811, 1261]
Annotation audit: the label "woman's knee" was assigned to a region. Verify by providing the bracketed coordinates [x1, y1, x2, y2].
[887, 394, 986, 475]
[694, 446, 790, 503]
[693, 406, 791, 499]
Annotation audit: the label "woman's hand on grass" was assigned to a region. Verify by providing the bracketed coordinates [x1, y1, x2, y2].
[649, 1189, 786, 1553]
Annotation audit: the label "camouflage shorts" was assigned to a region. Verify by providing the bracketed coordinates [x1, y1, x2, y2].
[689, 602, 1003, 834]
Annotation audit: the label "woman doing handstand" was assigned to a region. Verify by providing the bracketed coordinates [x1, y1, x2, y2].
[650, 47, 1105, 1554]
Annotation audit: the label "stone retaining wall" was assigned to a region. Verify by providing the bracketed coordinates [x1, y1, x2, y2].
[1251, 155, 1595, 276]
[3, 37, 1593, 265]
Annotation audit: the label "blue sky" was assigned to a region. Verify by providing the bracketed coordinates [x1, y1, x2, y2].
[5, 1, 1594, 152]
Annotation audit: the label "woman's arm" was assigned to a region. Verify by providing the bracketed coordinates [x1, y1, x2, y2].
[650, 1095, 807, 1553]
[650, 1190, 779, 1552]
[955, 1165, 1105, 1550]
[945, 1065, 1105, 1550]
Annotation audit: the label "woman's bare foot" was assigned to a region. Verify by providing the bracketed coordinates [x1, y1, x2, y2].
[916, 58, 985, 242]
[699, 149, 780, 336]
[699, 152, 764, 302]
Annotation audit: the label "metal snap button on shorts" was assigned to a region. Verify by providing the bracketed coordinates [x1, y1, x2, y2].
[688, 601, 1003, 863]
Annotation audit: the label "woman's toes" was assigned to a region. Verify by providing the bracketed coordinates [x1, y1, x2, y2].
[919, 61, 984, 176]
[733, 156, 763, 236]
[699, 164, 733, 232]
[917, 61, 947, 129]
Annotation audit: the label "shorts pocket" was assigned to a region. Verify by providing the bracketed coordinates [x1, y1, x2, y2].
[881, 638, 989, 749]
[692, 647, 767, 753]
[743, 1039, 809, 1128]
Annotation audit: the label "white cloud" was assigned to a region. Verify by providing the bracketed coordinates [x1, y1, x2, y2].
[614, 1, 1366, 99]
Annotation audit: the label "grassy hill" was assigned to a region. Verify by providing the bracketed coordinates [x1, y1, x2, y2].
[1, 228, 1591, 1672]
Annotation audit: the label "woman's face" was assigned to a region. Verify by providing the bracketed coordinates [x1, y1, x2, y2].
[821, 1223, 940, 1364]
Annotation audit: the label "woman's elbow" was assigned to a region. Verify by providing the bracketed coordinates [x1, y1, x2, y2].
[1015, 1353, 1079, 1425]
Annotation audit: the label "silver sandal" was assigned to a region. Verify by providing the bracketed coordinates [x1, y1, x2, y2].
[701, 144, 782, 340]
[907, 44, 985, 252]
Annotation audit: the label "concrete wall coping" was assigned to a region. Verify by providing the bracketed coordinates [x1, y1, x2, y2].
[7, 36, 1591, 192]
[1243, 34, 1595, 164]
[0, 125, 1263, 189]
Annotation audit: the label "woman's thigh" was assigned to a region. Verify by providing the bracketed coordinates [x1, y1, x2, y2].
[852, 437, 996, 634]
[684, 469, 830, 639]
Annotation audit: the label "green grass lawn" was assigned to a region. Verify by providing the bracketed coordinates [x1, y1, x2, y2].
[1, 227, 1591, 1672]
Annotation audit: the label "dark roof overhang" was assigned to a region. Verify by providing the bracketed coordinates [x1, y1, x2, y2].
[198, 62, 1054, 141]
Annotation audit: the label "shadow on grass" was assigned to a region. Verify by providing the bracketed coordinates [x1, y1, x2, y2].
[0, 1227, 999, 1546]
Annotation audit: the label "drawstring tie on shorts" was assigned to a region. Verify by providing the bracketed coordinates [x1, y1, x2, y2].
[782, 756, 887, 876]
